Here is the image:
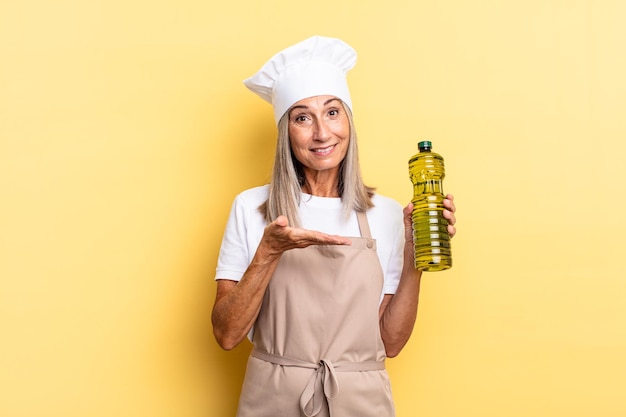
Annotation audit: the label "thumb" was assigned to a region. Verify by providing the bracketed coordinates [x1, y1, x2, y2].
[274, 215, 289, 228]
[403, 202, 414, 217]
[403, 203, 414, 223]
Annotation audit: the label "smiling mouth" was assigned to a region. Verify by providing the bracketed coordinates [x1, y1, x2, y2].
[311, 144, 336, 155]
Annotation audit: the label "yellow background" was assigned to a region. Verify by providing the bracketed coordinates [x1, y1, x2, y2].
[2, 1, 625, 416]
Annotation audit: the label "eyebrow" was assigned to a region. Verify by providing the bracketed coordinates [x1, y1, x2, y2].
[289, 98, 341, 114]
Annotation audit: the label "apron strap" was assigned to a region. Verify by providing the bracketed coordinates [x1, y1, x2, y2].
[252, 348, 385, 417]
[355, 210, 372, 239]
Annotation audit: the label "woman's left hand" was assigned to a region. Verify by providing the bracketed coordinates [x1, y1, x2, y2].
[385, 193, 457, 357]
[402, 193, 457, 247]
[443, 194, 456, 238]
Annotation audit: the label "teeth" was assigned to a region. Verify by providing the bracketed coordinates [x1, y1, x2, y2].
[313, 145, 334, 154]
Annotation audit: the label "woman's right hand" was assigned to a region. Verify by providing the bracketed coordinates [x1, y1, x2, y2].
[212, 215, 351, 350]
[259, 215, 352, 261]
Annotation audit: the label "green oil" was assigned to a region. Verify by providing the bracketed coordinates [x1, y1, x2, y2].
[408, 141, 452, 271]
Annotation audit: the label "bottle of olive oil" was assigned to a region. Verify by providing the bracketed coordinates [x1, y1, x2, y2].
[408, 141, 452, 271]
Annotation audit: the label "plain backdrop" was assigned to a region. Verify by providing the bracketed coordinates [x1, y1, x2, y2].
[2, 1, 625, 416]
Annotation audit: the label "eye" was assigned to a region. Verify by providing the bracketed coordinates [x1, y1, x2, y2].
[328, 108, 341, 117]
[291, 112, 312, 125]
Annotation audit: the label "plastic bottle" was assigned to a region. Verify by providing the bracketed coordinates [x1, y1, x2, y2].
[408, 141, 452, 271]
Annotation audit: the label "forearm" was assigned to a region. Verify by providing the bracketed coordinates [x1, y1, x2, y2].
[212, 248, 281, 350]
[212, 214, 354, 350]
[379, 246, 422, 357]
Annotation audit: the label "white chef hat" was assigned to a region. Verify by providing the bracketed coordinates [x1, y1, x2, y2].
[243, 36, 357, 125]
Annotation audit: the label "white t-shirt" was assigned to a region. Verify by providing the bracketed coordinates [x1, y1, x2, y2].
[215, 185, 405, 296]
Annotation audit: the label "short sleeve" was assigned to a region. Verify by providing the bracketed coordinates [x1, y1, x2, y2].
[215, 189, 267, 281]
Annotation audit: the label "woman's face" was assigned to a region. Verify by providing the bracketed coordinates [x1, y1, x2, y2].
[287, 95, 350, 177]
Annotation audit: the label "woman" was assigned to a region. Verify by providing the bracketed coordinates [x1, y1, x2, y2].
[212, 36, 457, 417]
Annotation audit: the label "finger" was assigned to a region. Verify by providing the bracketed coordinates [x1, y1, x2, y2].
[329, 236, 352, 245]
[443, 195, 456, 213]
[293, 229, 351, 247]
[447, 224, 456, 238]
[443, 209, 456, 226]
[312, 231, 352, 246]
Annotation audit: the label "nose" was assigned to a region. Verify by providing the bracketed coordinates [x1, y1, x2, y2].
[312, 118, 330, 141]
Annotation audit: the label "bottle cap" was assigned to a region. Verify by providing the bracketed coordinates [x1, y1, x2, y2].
[418, 141, 432, 152]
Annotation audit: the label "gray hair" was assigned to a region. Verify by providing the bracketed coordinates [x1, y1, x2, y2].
[259, 101, 374, 227]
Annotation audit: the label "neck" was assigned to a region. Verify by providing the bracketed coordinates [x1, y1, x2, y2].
[302, 169, 340, 197]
